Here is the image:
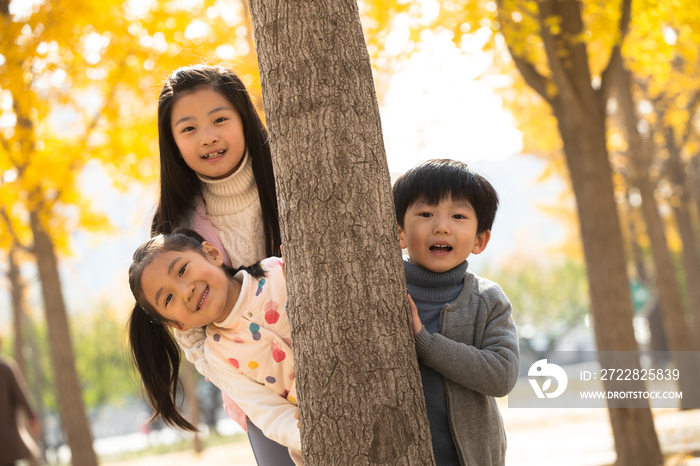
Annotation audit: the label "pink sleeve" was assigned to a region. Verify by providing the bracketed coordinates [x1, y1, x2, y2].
[222, 391, 249, 431]
[191, 198, 232, 267]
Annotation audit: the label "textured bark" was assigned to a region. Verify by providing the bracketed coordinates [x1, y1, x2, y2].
[501, 0, 663, 463]
[248, 1, 435, 464]
[29, 210, 98, 466]
[664, 128, 700, 342]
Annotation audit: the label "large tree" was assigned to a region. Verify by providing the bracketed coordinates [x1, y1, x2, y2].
[249, 0, 435, 463]
[494, 1, 662, 463]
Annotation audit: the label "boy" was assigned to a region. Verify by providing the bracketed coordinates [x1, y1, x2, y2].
[393, 159, 519, 466]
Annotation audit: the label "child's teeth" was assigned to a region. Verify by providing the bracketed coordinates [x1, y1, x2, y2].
[203, 150, 225, 159]
[198, 287, 208, 309]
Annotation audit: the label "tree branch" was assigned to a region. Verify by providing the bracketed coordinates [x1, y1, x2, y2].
[508, 49, 553, 106]
[496, 1, 552, 106]
[537, 0, 583, 110]
[680, 90, 700, 148]
[600, 0, 632, 100]
[0, 207, 32, 253]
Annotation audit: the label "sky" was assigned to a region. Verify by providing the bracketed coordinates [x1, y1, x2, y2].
[0, 32, 566, 329]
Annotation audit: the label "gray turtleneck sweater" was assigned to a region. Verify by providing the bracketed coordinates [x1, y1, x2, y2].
[404, 259, 520, 466]
[406, 260, 466, 465]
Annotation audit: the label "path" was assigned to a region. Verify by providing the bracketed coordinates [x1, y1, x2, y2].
[106, 400, 700, 465]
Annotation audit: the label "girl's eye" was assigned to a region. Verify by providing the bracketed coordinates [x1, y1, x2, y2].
[214, 117, 227, 124]
[419, 212, 432, 218]
[181, 126, 195, 133]
[165, 294, 172, 306]
[453, 214, 466, 219]
[179, 264, 186, 277]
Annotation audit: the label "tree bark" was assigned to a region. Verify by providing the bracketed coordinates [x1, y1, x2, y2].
[29, 210, 98, 466]
[664, 127, 700, 342]
[501, 0, 663, 463]
[248, 1, 435, 464]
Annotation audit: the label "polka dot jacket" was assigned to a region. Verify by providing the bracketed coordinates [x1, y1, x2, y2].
[205, 257, 297, 405]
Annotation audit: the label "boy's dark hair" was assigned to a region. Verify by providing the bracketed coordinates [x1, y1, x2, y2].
[127, 229, 264, 432]
[151, 65, 281, 258]
[393, 159, 499, 234]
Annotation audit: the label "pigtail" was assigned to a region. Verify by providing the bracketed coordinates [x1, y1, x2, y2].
[226, 262, 266, 280]
[128, 304, 197, 432]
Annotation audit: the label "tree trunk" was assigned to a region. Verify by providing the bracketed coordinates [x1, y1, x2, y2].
[502, 0, 663, 463]
[690, 155, 700, 229]
[553, 98, 663, 466]
[8, 246, 27, 376]
[664, 127, 700, 341]
[8, 246, 41, 466]
[29, 210, 98, 466]
[181, 361, 204, 453]
[623, 197, 649, 286]
[248, 1, 435, 464]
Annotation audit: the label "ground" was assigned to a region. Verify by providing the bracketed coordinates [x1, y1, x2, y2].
[106, 400, 700, 466]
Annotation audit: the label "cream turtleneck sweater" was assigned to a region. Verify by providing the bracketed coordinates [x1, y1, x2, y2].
[197, 152, 266, 268]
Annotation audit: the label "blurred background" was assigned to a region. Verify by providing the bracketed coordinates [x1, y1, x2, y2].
[1, 0, 699, 464]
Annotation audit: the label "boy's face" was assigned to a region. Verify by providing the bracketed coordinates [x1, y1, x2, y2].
[398, 195, 490, 273]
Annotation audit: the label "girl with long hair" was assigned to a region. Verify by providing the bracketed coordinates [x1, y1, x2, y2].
[148, 64, 292, 465]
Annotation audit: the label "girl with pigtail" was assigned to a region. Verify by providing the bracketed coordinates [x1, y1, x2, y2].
[134, 64, 296, 465]
[128, 230, 301, 465]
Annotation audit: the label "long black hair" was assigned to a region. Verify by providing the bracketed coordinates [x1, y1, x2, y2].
[127, 229, 264, 431]
[151, 65, 282, 258]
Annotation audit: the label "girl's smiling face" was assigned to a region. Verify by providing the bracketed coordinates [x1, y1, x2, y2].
[140, 243, 239, 331]
[171, 87, 246, 179]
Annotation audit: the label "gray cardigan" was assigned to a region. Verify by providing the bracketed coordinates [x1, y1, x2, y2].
[414, 268, 520, 466]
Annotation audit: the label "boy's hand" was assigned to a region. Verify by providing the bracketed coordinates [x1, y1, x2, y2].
[408, 295, 422, 336]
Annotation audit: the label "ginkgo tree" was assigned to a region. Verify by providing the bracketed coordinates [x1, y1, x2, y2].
[1, 0, 261, 463]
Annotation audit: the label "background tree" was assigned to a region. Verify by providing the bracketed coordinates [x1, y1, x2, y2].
[249, 0, 435, 463]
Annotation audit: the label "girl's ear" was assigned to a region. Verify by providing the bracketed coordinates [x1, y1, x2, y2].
[165, 321, 186, 331]
[202, 241, 224, 266]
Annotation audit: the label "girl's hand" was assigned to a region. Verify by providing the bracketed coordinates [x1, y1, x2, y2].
[408, 294, 422, 337]
[222, 391, 249, 432]
[295, 410, 300, 428]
